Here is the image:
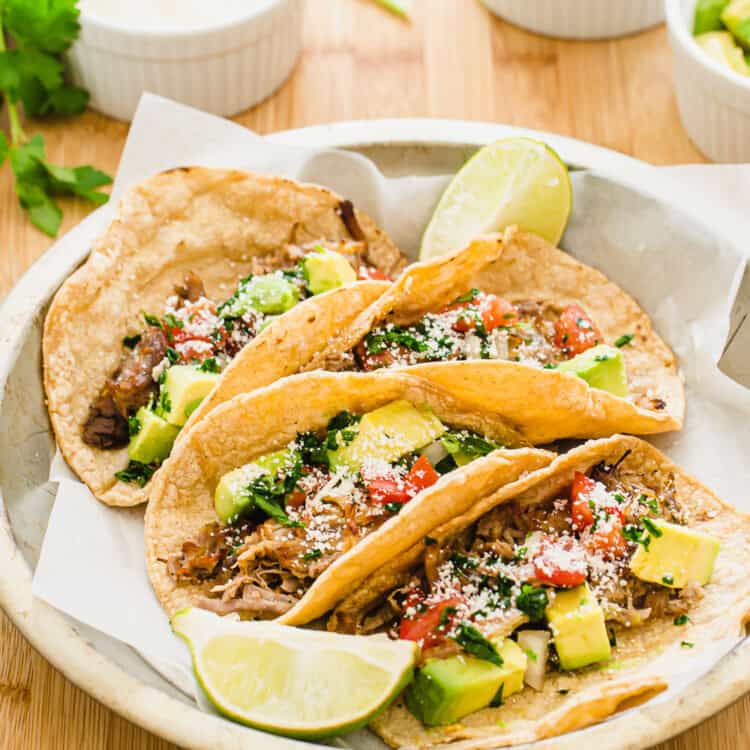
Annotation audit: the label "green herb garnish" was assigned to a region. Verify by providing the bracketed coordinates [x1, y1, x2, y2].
[424, 536, 437, 546]
[123, 333, 141, 349]
[143, 312, 161, 327]
[662, 574, 674, 585]
[515, 583, 548, 621]
[115, 460, 155, 486]
[384, 502, 403, 514]
[198, 357, 220, 373]
[303, 549, 322, 561]
[489, 682, 504, 708]
[674, 614, 690, 626]
[608, 627, 617, 647]
[681, 640, 694, 648]
[642, 517, 663, 538]
[452, 622, 503, 666]
[166, 347, 179, 365]
[127, 415, 141, 437]
[453, 288, 480, 304]
[614, 333, 634, 348]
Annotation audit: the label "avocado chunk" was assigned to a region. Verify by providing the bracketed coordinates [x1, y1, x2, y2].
[304, 249, 357, 295]
[245, 272, 300, 314]
[630, 519, 721, 589]
[722, 0, 750, 49]
[696, 31, 750, 73]
[214, 448, 298, 523]
[546, 583, 611, 671]
[127, 407, 179, 465]
[556, 344, 628, 397]
[160, 365, 220, 426]
[694, 0, 730, 34]
[405, 640, 527, 727]
[328, 400, 446, 474]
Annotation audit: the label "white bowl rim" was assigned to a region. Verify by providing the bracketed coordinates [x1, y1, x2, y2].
[77, 0, 285, 40]
[665, 0, 750, 91]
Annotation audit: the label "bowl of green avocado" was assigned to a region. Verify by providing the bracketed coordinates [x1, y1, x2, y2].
[666, 0, 750, 161]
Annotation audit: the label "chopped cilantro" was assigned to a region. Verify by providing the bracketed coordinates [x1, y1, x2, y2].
[114, 461, 155, 487]
[453, 288, 480, 304]
[424, 536, 438, 546]
[516, 584, 548, 621]
[198, 357, 220, 373]
[452, 622, 503, 666]
[122, 333, 141, 349]
[642, 517, 663, 538]
[303, 549, 322, 562]
[681, 640, 694, 648]
[143, 312, 161, 327]
[489, 683, 504, 708]
[594, 354, 610, 362]
[514, 545, 528, 561]
[662, 574, 674, 585]
[365, 327, 429, 354]
[165, 347, 179, 365]
[622, 523, 652, 550]
[608, 627, 617, 647]
[524, 648, 538, 663]
[449, 553, 479, 573]
[296, 431, 329, 468]
[384, 502, 403, 514]
[614, 333, 634, 348]
[674, 614, 690, 626]
[163, 313, 183, 330]
[127, 415, 141, 437]
[439, 606, 457, 627]
[441, 430, 500, 460]
[327, 411, 360, 431]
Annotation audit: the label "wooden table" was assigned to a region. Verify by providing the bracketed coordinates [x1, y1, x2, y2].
[1, 1, 745, 748]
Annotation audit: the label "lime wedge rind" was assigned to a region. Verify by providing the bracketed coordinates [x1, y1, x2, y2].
[420, 137, 573, 260]
[172, 608, 417, 740]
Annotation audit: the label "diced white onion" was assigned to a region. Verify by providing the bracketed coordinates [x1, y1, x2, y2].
[420, 440, 449, 466]
[517, 630, 550, 691]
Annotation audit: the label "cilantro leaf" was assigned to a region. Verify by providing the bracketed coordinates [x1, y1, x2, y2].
[4, 0, 81, 54]
[516, 583, 548, 621]
[452, 622, 503, 666]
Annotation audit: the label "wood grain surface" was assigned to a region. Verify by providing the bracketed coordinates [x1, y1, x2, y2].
[1, 1, 745, 748]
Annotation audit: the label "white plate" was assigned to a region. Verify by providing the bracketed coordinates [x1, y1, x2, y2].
[0, 119, 748, 750]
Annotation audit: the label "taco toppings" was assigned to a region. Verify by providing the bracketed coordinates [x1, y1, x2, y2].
[166, 399, 509, 619]
[83, 243, 389, 483]
[351, 289, 630, 397]
[336, 445, 720, 728]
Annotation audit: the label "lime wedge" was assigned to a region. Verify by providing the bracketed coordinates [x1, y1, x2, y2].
[420, 137, 572, 260]
[172, 608, 418, 739]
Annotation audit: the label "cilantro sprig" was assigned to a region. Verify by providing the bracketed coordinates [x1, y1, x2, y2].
[0, 0, 112, 236]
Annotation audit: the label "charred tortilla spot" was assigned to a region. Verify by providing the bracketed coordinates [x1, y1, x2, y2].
[337, 199, 366, 242]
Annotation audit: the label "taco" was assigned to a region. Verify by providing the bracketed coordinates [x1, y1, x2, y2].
[43, 167, 404, 507]
[306, 230, 684, 443]
[144, 371, 554, 625]
[327, 436, 750, 749]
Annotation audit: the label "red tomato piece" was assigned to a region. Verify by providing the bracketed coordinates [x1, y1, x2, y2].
[354, 342, 398, 372]
[554, 304, 603, 357]
[586, 516, 628, 559]
[532, 535, 587, 588]
[570, 471, 596, 530]
[285, 489, 307, 509]
[366, 477, 413, 505]
[479, 295, 519, 331]
[407, 455, 440, 493]
[399, 596, 463, 648]
[358, 266, 391, 281]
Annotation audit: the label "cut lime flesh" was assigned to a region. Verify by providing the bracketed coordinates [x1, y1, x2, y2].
[420, 137, 572, 260]
[172, 608, 417, 739]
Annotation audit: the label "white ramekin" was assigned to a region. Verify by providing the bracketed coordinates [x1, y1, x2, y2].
[68, 0, 303, 122]
[666, 0, 750, 162]
[480, 0, 664, 39]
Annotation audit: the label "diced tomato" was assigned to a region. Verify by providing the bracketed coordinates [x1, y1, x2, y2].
[553, 304, 602, 357]
[358, 266, 391, 281]
[285, 489, 307, 509]
[532, 535, 587, 588]
[406, 455, 440, 493]
[479, 295, 519, 331]
[445, 293, 518, 334]
[585, 517, 628, 559]
[570, 471, 597, 530]
[366, 477, 413, 505]
[399, 596, 463, 648]
[354, 342, 397, 372]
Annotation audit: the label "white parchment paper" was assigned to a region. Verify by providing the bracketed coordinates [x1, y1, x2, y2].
[33, 94, 750, 736]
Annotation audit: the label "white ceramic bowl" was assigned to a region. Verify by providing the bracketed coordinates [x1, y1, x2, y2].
[666, 0, 750, 162]
[480, 0, 664, 39]
[68, 0, 303, 122]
